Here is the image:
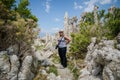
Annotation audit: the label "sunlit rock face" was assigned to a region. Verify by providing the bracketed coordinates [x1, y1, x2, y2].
[0, 51, 35, 80]
[78, 37, 120, 80]
[64, 12, 79, 37]
[94, 5, 99, 25]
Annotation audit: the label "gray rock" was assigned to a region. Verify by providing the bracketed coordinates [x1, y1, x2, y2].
[18, 56, 34, 80]
[7, 44, 19, 55]
[0, 51, 10, 73]
[117, 44, 120, 50]
[0, 51, 10, 80]
[47, 73, 56, 80]
[41, 59, 51, 67]
[103, 61, 120, 80]
[79, 38, 120, 80]
[0, 49, 37, 80]
[7, 55, 20, 80]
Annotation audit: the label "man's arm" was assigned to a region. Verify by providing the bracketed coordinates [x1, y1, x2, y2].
[64, 36, 71, 44]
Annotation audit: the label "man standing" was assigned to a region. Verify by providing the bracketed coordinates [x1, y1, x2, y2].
[57, 30, 70, 68]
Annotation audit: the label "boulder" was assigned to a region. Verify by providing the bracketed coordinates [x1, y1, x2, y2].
[18, 56, 34, 80]
[0, 51, 10, 79]
[41, 59, 52, 67]
[7, 44, 19, 55]
[79, 37, 120, 80]
[7, 55, 20, 80]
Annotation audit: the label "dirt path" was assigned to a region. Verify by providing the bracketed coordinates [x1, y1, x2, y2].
[54, 64, 73, 80]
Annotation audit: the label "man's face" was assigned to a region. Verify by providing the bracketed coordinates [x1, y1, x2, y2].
[59, 32, 63, 36]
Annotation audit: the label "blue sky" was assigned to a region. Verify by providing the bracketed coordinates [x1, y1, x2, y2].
[25, 0, 120, 36]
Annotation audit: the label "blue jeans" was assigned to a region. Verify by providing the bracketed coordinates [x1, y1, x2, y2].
[58, 47, 67, 67]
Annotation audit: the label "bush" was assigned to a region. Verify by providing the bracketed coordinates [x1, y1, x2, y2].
[105, 8, 120, 37]
[0, 0, 38, 59]
[70, 21, 105, 59]
[70, 33, 90, 59]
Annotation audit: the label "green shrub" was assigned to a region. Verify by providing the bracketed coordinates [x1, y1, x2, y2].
[70, 33, 90, 59]
[48, 65, 58, 76]
[105, 8, 120, 37]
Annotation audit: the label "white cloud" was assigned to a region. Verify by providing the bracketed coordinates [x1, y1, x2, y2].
[100, 0, 111, 5]
[74, 2, 83, 10]
[84, 0, 98, 12]
[100, 0, 117, 5]
[54, 18, 60, 22]
[83, 0, 117, 12]
[45, 1, 50, 13]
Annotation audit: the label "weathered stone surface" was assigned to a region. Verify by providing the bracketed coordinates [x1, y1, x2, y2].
[117, 44, 120, 50]
[7, 44, 19, 55]
[0, 51, 10, 73]
[0, 51, 36, 80]
[0, 51, 10, 79]
[7, 55, 19, 80]
[18, 56, 34, 80]
[64, 12, 79, 37]
[41, 59, 52, 67]
[94, 5, 99, 25]
[79, 37, 120, 80]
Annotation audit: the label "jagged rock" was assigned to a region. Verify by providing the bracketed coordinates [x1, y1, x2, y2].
[7, 44, 19, 55]
[41, 59, 52, 67]
[79, 37, 120, 80]
[103, 61, 120, 80]
[0, 51, 36, 80]
[7, 55, 20, 80]
[18, 56, 34, 80]
[117, 44, 120, 50]
[0, 51, 10, 79]
[0, 51, 10, 73]
[35, 50, 53, 60]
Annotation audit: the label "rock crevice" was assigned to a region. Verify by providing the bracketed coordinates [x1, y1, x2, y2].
[0, 51, 35, 80]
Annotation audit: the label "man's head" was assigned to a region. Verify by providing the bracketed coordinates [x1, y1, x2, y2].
[59, 30, 64, 36]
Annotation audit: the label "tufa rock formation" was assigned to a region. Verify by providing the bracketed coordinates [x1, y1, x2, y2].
[78, 36, 120, 80]
[64, 12, 79, 37]
[0, 51, 35, 80]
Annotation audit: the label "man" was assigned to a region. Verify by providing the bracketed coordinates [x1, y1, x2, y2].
[57, 30, 70, 68]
